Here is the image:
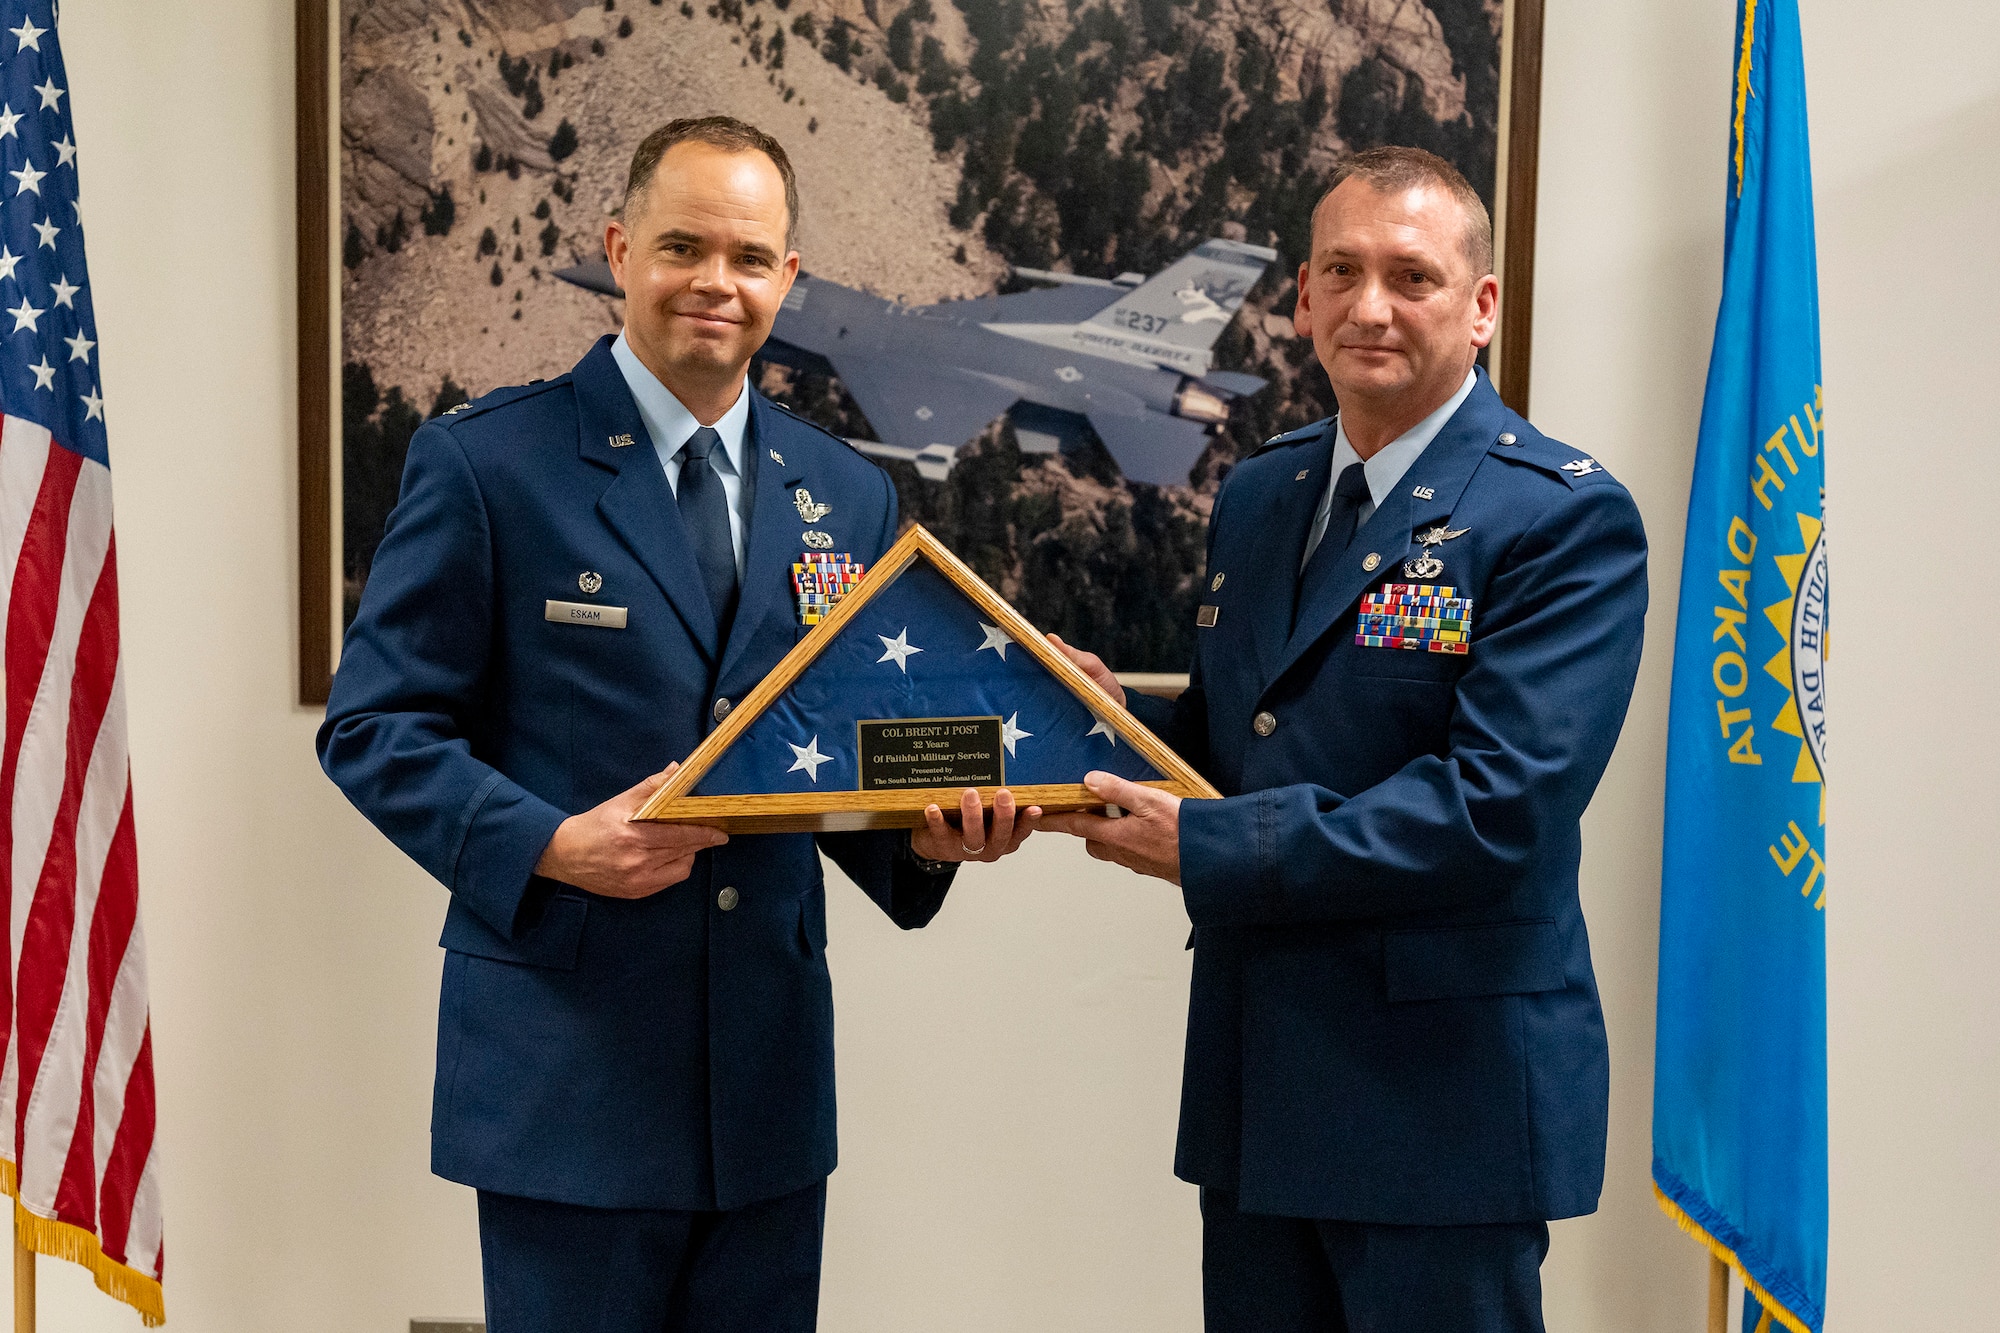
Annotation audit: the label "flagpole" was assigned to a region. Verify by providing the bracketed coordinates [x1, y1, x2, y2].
[1707, 1255, 1728, 1333]
[12, 1229, 32, 1333]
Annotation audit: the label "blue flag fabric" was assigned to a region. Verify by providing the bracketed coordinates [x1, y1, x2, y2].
[696, 559, 1163, 796]
[1653, 2, 1828, 1330]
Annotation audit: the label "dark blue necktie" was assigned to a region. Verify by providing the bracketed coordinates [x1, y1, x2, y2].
[1295, 462, 1373, 630]
[676, 426, 738, 633]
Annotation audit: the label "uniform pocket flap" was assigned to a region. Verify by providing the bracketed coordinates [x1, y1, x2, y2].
[439, 891, 589, 971]
[1383, 918, 1562, 1002]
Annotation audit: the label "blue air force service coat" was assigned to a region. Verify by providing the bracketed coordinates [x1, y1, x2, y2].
[1126, 369, 1648, 1226]
[318, 337, 951, 1212]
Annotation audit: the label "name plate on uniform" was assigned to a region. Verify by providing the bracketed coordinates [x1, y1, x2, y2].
[546, 599, 628, 629]
[857, 717, 1003, 790]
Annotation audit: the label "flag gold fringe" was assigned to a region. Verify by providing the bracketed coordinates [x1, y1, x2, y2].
[0, 1159, 164, 1326]
[1654, 1182, 1806, 1333]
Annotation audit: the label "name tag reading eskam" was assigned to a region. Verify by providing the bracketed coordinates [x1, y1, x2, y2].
[546, 599, 628, 629]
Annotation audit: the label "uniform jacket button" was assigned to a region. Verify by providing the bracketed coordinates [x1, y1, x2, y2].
[1253, 711, 1277, 737]
[713, 697, 732, 722]
[717, 886, 739, 911]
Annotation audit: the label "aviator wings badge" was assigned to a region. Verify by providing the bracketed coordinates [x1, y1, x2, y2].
[794, 487, 832, 523]
[1404, 523, 1470, 580]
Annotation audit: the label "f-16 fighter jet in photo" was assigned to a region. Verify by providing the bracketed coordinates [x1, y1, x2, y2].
[556, 238, 1276, 485]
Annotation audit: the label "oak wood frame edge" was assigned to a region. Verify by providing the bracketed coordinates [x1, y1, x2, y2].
[1497, 0, 1544, 419]
[650, 783, 1185, 833]
[297, 0, 333, 705]
[633, 524, 1221, 822]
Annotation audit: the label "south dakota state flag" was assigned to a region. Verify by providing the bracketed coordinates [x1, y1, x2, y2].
[1653, 1, 1827, 1331]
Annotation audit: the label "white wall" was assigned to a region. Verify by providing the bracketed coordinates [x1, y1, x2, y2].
[11, 0, 1995, 1328]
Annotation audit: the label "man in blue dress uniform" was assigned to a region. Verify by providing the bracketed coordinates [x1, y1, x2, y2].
[318, 118, 1036, 1332]
[1048, 147, 1649, 1331]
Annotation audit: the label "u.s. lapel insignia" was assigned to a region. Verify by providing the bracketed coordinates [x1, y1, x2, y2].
[794, 487, 832, 523]
[1404, 523, 1470, 580]
[1562, 457, 1603, 477]
[770, 448, 785, 466]
[802, 529, 834, 549]
[608, 432, 635, 448]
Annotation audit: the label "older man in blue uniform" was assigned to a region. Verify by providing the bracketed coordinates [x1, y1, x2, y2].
[1049, 147, 1649, 1331]
[318, 117, 1036, 1332]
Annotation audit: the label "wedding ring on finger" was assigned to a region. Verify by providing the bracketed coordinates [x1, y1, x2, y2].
[961, 843, 986, 857]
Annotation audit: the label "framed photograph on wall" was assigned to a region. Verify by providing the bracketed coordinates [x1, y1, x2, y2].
[297, 0, 1544, 703]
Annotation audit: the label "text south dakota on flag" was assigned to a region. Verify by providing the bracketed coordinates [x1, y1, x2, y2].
[1652, 1, 1826, 1331]
[0, 2, 166, 1324]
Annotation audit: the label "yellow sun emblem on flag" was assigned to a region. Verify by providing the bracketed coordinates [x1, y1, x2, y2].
[1762, 510, 1829, 823]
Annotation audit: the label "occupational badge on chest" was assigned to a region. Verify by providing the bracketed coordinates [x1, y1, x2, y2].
[1356, 583, 1474, 655]
[794, 488, 832, 523]
[792, 551, 865, 625]
[1403, 523, 1469, 580]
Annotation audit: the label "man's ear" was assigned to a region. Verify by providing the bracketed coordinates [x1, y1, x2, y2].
[1293, 259, 1314, 339]
[1469, 271, 1500, 349]
[604, 220, 629, 290]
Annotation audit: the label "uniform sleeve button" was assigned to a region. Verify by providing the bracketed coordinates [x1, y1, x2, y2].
[1252, 711, 1277, 737]
[717, 886, 739, 911]
[713, 697, 732, 721]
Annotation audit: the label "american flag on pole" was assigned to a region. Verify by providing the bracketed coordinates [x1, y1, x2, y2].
[0, 3, 164, 1323]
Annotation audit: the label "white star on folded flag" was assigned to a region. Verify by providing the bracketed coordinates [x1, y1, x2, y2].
[8, 15, 41, 51]
[1087, 718, 1117, 745]
[787, 735, 831, 781]
[976, 621, 1011, 659]
[876, 627, 923, 672]
[9, 157, 41, 195]
[1001, 712, 1033, 756]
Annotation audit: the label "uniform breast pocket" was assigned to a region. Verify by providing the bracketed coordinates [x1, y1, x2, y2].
[1349, 645, 1465, 684]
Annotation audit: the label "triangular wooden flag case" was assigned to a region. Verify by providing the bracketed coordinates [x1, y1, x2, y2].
[635, 525, 1219, 832]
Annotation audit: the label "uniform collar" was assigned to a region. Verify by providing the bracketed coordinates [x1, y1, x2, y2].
[611, 330, 751, 477]
[1328, 367, 1478, 510]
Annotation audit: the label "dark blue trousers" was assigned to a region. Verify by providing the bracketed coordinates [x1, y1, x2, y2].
[1200, 1189, 1549, 1333]
[477, 1181, 827, 1333]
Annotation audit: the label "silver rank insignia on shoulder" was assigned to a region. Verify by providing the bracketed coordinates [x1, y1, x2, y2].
[1295, 469, 1310, 481]
[443, 402, 470, 416]
[1562, 457, 1603, 477]
[608, 432, 635, 448]
[802, 529, 834, 549]
[769, 449, 785, 466]
[794, 487, 832, 523]
[578, 571, 603, 594]
[1211, 572, 1225, 591]
[1404, 524, 1470, 580]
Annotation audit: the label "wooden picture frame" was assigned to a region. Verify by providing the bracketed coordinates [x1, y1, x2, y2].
[295, 0, 1546, 705]
[632, 524, 1220, 833]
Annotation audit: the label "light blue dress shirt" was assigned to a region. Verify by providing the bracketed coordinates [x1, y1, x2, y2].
[1302, 368, 1478, 569]
[611, 331, 752, 578]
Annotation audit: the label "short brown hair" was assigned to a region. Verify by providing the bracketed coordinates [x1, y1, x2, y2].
[624, 115, 800, 251]
[1316, 146, 1493, 277]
